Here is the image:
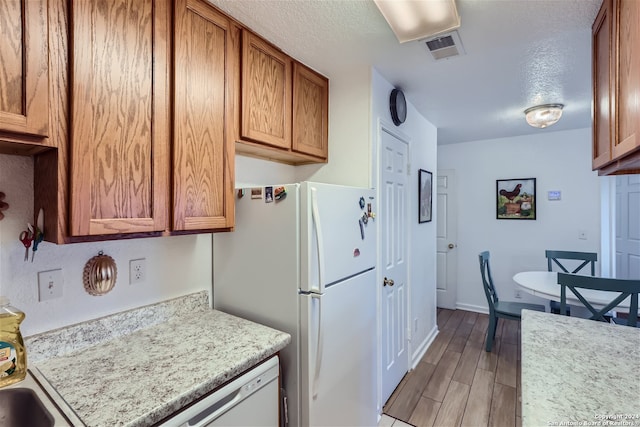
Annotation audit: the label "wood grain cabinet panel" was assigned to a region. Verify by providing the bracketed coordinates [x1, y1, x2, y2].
[237, 30, 327, 165]
[292, 62, 328, 159]
[0, 0, 49, 139]
[69, 0, 170, 236]
[612, 0, 640, 162]
[592, 0, 640, 175]
[592, 0, 613, 170]
[173, 0, 237, 231]
[241, 30, 292, 150]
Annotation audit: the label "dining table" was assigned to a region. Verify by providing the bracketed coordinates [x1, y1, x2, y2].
[513, 271, 631, 311]
[521, 309, 640, 426]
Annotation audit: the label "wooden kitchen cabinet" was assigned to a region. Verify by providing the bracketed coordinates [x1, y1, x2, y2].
[292, 62, 328, 160]
[592, 0, 640, 175]
[69, 0, 170, 236]
[36, 0, 237, 243]
[240, 30, 292, 151]
[237, 30, 328, 165]
[173, 0, 237, 231]
[0, 0, 50, 152]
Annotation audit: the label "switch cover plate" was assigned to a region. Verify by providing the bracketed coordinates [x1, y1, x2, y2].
[38, 269, 64, 301]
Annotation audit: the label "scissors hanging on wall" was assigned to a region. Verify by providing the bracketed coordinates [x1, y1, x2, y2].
[18, 209, 44, 262]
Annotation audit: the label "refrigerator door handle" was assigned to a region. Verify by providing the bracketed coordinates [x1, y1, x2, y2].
[311, 293, 323, 400]
[311, 187, 326, 293]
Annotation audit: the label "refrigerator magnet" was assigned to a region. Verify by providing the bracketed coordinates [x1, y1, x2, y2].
[251, 188, 263, 199]
[265, 186, 273, 203]
[274, 186, 286, 201]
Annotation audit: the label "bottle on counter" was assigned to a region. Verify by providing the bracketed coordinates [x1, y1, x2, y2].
[0, 296, 26, 388]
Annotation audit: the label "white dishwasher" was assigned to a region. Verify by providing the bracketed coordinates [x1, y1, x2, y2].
[161, 356, 280, 427]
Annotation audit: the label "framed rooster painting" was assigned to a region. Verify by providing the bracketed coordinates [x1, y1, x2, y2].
[496, 178, 536, 220]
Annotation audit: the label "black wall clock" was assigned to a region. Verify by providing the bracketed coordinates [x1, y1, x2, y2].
[390, 88, 407, 126]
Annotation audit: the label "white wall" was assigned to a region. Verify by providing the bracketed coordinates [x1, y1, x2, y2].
[438, 128, 601, 312]
[0, 154, 212, 337]
[296, 65, 372, 188]
[371, 69, 438, 366]
[235, 155, 297, 187]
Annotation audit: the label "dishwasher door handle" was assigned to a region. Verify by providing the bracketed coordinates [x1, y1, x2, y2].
[187, 389, 243, 427]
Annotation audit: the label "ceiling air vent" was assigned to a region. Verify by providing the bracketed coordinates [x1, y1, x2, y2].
[423, 30, 466, 61]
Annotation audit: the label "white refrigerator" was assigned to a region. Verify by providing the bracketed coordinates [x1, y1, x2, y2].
[213, 182, 377, 427]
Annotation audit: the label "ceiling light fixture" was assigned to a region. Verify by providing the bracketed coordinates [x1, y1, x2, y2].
[373, 0, 461, 44]
[524, 104, 564, 129]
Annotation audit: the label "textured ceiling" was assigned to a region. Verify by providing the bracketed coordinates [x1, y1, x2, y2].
[209, 0, 601, 145]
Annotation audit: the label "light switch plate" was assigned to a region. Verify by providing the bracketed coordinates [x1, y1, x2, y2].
[38, 269, 64, 301]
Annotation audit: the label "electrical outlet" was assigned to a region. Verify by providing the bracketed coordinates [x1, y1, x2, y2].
[514, 289, 522, 299]
[129, 259, 146, 284]
[38, 269, 64, 301]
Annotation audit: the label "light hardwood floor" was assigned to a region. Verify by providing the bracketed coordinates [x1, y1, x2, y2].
[382, 309, 522, 427]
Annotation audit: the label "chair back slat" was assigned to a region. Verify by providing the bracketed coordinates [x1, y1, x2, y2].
[557, 272, 640, 327]
[546, 250, 597, 276]
[479, 251, 498, 311]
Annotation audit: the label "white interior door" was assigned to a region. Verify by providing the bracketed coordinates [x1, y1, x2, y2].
[616, 174, 640, 279]
[379, 128, 409, 404]
[436, 170, 458, 309]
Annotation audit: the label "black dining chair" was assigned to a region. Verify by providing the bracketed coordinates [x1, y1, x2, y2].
[557, 272, 640, 327]
[479, 251, 545, 352]
[545, 250, 598, 315]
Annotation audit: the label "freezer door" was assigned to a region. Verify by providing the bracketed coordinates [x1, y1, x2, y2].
[300, 182, 377, 293]
[299, 270, 377, 426]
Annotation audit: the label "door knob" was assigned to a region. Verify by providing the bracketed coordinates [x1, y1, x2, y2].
[383, 277, 395, 287]
[448, 243, 455, 249]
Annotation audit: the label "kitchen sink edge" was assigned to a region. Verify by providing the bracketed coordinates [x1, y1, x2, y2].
[2, 369, 83, 426]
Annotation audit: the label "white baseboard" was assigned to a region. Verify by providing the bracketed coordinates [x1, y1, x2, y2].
[455, 302, 489, 314]
[411, 325, 438, 369]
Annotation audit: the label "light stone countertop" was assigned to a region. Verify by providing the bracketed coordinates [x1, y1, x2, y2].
[26, 292, 291, 427]
[521, 310, 640, 427]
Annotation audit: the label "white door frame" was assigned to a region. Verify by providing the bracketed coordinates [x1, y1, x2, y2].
[375, 118, 412, 412]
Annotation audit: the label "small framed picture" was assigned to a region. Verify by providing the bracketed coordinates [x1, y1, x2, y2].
[497, 178, 536, 220]
[419, 169, 432, 223]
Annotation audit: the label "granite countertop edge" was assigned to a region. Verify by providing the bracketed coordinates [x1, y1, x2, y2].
[27, 293, 291, 427]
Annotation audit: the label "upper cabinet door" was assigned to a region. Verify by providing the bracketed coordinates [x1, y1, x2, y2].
[592, 0, 613, 170]
[292, 62, 328, 160]
[241, 30, 292, 150]
[173, 0, 237, 231]
[0, 0, 49, 138]
[612, 0, 640, 161]
[69, 0, 170, 236]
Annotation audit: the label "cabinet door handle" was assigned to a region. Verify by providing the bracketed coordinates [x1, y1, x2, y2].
[383, 277, 394, 287]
